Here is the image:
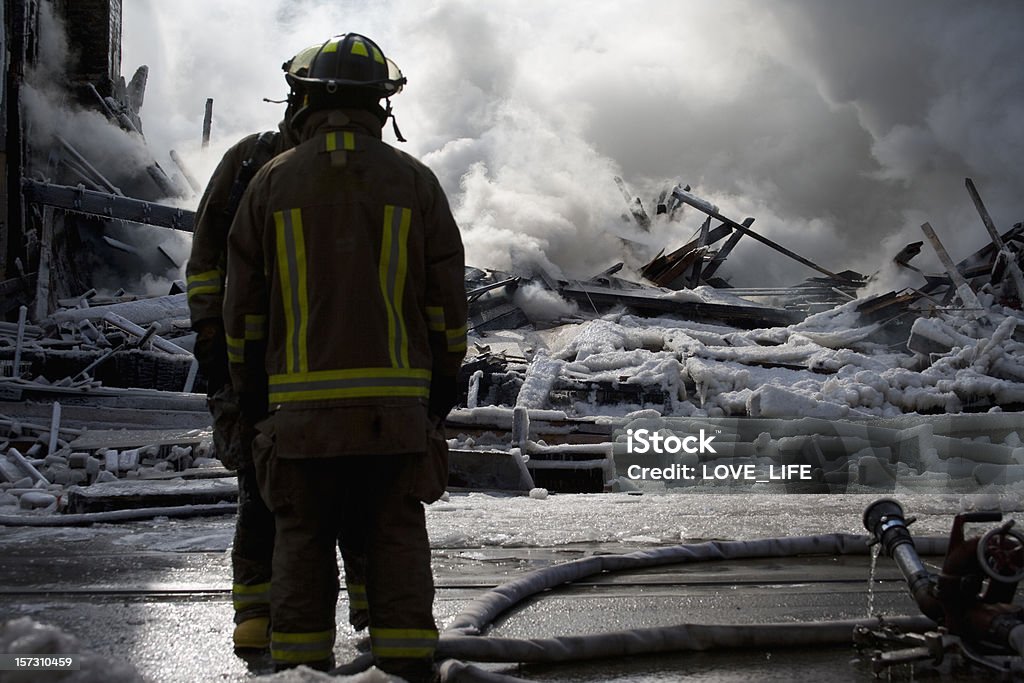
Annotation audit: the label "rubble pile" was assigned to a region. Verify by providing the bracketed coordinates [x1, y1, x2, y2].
[1, 178, 1022, 504]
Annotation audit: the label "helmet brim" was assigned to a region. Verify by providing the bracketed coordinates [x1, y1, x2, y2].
[286, 73, 405, 96]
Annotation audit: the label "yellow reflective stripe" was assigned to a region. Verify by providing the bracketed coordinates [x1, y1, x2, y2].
[232, 582, 270, 610]
[370, 45, 385, 65]
[244, 314, 266, 341]
[379, 205, 412, 368]
[226, 334, 244, 363]
[186, 270, 223, 299]
[268, 367, 431, 403]
[326, 131, 357, 151]
[445, 324, 467, 340]
[426, 306, 445, 332]
[370, 627, 438, 659]
[347, 583, 368, 609]
[271, 629, 335, 663]
[233, 582, 271, 594]
[446, 324, 468, 353]
[187, 269, 221, 285]
[275, 209, 309, 374]
[269, 385, 427, 402]
[350, 38, 369, 57]
[322, 39, 339, 54]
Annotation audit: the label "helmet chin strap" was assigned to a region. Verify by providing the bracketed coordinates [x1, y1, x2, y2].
[384, 99, 406, 143]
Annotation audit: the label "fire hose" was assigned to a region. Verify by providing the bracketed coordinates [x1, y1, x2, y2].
[331, 533, 944, 681]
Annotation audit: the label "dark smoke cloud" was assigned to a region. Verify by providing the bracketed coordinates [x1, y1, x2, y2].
[123, 0, 1024, 286]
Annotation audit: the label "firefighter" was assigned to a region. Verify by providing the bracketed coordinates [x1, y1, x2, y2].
[186, 42, 371, 652]
[223, 33, 466, 680]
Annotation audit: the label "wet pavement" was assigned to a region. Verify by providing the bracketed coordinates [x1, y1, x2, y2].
[0, 492, 1020, 681]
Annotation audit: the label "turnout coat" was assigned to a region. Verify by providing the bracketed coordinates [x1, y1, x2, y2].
[223, 108, 467, 457]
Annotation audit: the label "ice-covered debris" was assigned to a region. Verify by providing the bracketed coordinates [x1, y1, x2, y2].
[0, 617, 143, 682]
[18, 491, 57, 510]
[747, 384, 858, 420]
[552, 318, 666, 361]
[48, 293, 188, 334]
[515, 353, 565, 409]
[529, 487, 549, 499]
[657, 286, 772, 309]
[671, 185, 719, 214]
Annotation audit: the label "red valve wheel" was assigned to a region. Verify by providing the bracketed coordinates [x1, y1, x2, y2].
[977, 526, 1024, 583]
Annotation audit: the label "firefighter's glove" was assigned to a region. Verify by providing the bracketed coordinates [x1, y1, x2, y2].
[193, 318, 228, 391]
[428, 375, 459, 423]
[208, 386, 242, 470]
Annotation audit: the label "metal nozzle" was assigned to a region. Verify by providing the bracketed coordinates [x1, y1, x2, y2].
[864, 498, 942, 621]
[864, 498, 910, 552]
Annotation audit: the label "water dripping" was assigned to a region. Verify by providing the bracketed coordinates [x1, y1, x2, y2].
[864, 540, 880, 622]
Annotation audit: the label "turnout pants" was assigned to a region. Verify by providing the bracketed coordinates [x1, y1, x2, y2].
[260, 454, 437, 679]
[219, 400, 366, 628]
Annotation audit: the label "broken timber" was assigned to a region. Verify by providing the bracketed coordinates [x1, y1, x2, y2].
[559, 281, 801, 328]
[965, 177, 1024, 303]
[920, 221, 983, 313]
[22, 179, 195, 231]
[670, 185, 853, 282]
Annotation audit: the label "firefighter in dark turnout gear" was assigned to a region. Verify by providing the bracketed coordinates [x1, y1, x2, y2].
[186, 42, 371, 652]
[223, 33, 466, 679]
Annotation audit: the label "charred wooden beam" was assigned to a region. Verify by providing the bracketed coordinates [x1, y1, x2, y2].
[559, 282, 802, 328]
[614, 176, 651, 230]
[893, 241, 924, 273]
[641, 222, 732, 287]
[0, 274, 37, 315]
[57, 135, 119, 193]
[702, 217, 754, 281]
[21, 179, 195, 232]
[920, 221, 983, 313]
[965, 177, 1024, 302]
[670, 186, 852, 282]
[686, 216, 712, 287]
[202, 98, 213, 149]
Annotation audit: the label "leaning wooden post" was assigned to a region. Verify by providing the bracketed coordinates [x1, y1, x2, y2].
[965, 178, 1024, 303]
[920, 221, 983, 315]
[202, 98, 214, 149]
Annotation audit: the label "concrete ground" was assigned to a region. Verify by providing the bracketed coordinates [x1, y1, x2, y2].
[0, 493, 1018, 682]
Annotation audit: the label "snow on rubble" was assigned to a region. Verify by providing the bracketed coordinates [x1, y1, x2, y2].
[3, 286, 1024, 517]
[483, 295, 1024, 420]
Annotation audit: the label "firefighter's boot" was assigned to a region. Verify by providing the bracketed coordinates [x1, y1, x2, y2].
[233, 617, 271, 651]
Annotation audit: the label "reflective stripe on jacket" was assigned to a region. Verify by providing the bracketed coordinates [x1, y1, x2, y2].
[224, 109, 467, 457]
[187, 130, 290, 326]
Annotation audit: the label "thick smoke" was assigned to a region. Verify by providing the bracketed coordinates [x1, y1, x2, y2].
[25, 2, 190, 296]
[25, 5, 159, 195]
[124, 0, 1024, 287]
